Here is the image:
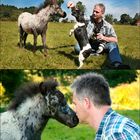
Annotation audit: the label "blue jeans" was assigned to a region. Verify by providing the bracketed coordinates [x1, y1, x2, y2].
[104, 42, 122, 64]
[74, 42, 122, 64]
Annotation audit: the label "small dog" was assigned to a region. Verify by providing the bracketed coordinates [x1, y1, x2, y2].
[67, 2, 92, 68]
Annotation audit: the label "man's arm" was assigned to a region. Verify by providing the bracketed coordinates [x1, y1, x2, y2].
[97, 33, 118, 43]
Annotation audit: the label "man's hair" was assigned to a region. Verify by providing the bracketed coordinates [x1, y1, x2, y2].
[71, 72, 111, 107]
[95, 3, 105, 14]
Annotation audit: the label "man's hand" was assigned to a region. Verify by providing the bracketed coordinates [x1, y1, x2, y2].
[96, 33, 104, 40]
[67, 1, 75, 8]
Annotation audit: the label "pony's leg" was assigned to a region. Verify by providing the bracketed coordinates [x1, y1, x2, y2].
[41, 32, 48, 57]
[19, 25, 24, 48]
[23, 32, 28, 48]
[33, 34, 37, 53]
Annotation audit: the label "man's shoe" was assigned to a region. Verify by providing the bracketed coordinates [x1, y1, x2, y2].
[111, 62, 130, 69]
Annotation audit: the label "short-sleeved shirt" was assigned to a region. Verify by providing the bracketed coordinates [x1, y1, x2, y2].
[87, 19, 117, 39]
[95, 108, 140, 140]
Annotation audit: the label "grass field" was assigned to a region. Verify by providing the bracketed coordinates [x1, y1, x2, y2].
[0, 107, 139, 140]
[0, 21, 140, 69]
[42, 110, 140, 140]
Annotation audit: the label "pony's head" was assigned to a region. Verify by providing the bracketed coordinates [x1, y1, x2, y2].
[39, 80, 79, 128]
[50, 0, 67, 18]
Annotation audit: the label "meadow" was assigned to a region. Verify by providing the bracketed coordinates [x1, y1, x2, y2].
[42, 110, 140, 140]
[0, 21, 140, 69]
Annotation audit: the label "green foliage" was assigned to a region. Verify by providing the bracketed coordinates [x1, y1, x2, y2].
[0, 70, 25, 99]
[41, 110, 139, 140]
[105, 14, 113, 24]
[96, 70, 137, 87]
[120, 14, 133, 24]
[0, 4, 35, 21]
[32, 69, 137, 87]
[131, 13, 140, 25]
[76, 1, 86, 13]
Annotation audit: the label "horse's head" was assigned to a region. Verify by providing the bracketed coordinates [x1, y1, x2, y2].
[39, 80, 79, 128]
[50, 0, 67, 18]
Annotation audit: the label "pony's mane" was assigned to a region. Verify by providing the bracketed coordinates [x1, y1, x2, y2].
[35, 0, 52, 14]
[8, 80, 58, 110]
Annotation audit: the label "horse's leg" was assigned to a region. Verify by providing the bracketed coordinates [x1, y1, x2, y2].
[23, 32, 28, 48]
[19, 25, 24, 48]
[33, 34, 37, 53]
[41, 31, 48, 57]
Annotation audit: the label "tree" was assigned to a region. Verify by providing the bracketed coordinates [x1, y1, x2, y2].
[113, 18, 118, 24]
[131, 13, 140, 25]
[120, 14, 132, 24]
[0, 70, 26, 99]
[105, 14, 113, 24]
[57, 0, 64, 6]
[76, 1, 86, 13]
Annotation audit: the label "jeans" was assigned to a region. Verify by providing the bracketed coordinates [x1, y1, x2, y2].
[104, 42, 122, 64]
[74, 42, 122, 64]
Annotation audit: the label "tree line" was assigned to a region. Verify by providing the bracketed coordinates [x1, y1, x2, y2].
[0, 4, 140, 25]
[0, 69, 137, 100]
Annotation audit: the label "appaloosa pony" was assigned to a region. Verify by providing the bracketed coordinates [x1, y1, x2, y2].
[0, 80, 79, 140]
[18, 0, 66, 56]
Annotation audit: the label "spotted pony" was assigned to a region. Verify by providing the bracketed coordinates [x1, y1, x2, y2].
[18, 0, 66, 56]
[0, 80, 79, 140]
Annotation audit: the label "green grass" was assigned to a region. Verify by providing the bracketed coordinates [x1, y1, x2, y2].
[0, 21, 140, 69]
[41, 110, 140, 140]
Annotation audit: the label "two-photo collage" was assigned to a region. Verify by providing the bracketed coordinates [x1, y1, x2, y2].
[0, 0, 140, 140]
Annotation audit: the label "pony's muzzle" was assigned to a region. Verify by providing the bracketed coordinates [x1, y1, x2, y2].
[69, 114, 79, 128]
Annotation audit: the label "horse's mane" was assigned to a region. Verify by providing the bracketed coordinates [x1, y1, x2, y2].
[8, 80, 58, 110]
[35, 0, 52, 14]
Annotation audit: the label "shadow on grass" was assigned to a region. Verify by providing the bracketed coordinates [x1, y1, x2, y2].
[17, 43, 140, 69]
[58, 50, 79, 66]
[121, 55, 140, 69]
[24, 43, 44, 53]
[100, 54, 140, 69]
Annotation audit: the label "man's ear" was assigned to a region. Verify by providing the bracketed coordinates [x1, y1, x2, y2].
[83, 97, 91, 109]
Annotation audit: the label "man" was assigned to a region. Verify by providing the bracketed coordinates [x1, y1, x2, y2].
[74, 3, 130, 69]
[71, 72, 140, 140]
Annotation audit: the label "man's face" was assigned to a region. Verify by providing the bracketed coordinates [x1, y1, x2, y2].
[72, 93, 88, 123]
[92, 6, 103, 20]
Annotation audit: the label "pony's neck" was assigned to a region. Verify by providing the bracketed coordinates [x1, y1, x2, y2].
[36, 5, 54, 21]
[14, 94, 49, 134]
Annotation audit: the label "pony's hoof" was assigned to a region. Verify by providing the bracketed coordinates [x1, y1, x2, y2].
[44, 52, 47, 57]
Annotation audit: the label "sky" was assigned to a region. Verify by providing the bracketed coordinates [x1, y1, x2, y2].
[1, 0, 139, 20]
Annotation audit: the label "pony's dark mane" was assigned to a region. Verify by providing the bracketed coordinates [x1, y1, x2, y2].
[8, 80, 58, 110]
[35, 0, 52, 14]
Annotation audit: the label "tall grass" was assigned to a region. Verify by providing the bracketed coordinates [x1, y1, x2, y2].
[0, 21, 140, 69]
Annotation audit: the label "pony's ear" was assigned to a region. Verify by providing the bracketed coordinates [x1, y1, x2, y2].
[39, 80, 58, 95]
[39, 82, 46, 95]
[51, 0, 57, 4]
